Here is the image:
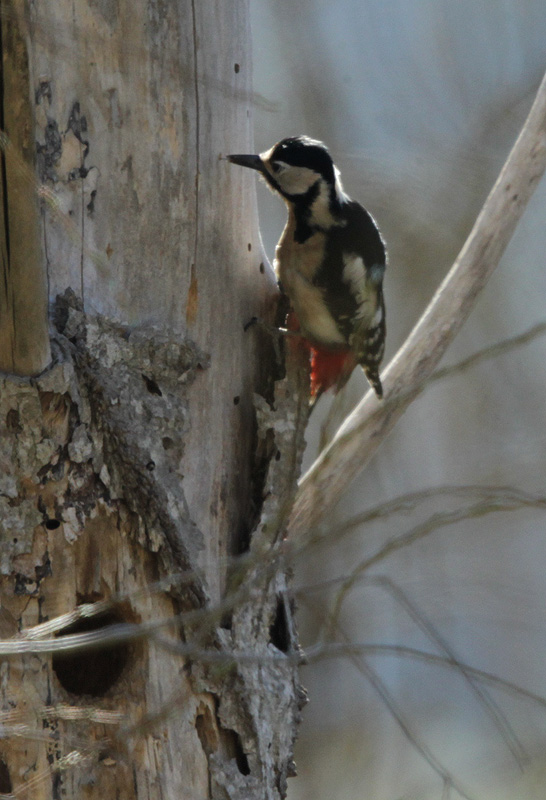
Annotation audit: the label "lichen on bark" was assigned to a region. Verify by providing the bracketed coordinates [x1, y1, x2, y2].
[0, 289, 310, 799]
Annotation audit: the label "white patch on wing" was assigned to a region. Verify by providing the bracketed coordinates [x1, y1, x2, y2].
[342, 254, 374, 321]
[372, 305, 383, 326]
[342, 254, 366, 288]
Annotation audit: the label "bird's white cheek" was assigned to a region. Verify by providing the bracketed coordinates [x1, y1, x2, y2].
[278, 167, 318, 195]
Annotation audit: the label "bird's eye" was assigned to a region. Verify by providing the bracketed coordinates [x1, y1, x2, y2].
[270, 159, 290, 175]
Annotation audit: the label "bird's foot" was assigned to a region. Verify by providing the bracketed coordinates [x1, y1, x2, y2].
[243, 316, 301, 338]
[244, 316, 304, 367]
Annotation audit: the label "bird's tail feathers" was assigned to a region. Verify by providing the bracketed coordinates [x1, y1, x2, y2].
[362, 365, 383, 398]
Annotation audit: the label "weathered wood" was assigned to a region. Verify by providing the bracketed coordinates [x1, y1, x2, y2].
[19, 0, 280, 600]
[0, 0, 50, 375]
[0, 2, 306, 799]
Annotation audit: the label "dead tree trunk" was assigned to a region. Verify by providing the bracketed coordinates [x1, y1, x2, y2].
[0, 0, 50, 375]
[0, 2, 307, 798]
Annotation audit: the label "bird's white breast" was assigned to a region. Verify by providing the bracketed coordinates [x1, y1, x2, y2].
[275, 216, 346, 346]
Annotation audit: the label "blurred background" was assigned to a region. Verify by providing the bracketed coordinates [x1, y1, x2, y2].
[249, 1, 546, 798]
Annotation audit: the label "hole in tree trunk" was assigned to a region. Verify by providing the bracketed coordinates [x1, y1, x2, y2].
[0, 759, 12, 793]
[222, 729, 250, 775]
[141, 373, 162, 396]
[195, 706, 219, 756]
[52, 606, 130, 696]
[269, 596, 290, 653]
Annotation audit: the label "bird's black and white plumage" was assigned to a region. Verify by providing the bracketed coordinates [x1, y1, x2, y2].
[228, 136, 386, 399]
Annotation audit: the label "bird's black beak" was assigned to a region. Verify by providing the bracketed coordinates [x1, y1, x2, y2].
[227, 153, 264, 172]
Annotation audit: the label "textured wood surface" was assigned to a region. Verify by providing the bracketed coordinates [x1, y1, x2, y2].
[0, 0, 50, 375]
[0, 2, 305, 799]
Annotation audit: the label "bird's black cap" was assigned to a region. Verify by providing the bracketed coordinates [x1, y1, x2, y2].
[270, 136, 334, 181]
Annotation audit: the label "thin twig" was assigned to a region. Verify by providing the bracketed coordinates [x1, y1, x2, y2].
[430, 320, 546, 384]
[312, 571, 527, 769]
[304, 642, 546, 710]
[370, 579, 526, 767]
[288, 484, 546, 557]
[325, 494, 545, 634]
[335, 627, 476, 800]
[290, 70, 546, 539]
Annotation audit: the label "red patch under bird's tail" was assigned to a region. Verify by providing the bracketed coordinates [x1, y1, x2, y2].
[283, 310, 357, 405]
[310, 346, 355, 401]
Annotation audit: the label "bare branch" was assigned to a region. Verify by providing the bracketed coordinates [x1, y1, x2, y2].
[290, 70, 546, 538]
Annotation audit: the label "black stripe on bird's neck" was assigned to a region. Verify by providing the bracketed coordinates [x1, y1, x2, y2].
[292, 181, 344, 243]
[292, 182, 320, 243]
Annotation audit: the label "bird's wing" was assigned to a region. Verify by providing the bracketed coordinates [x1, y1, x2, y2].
[314, 201, 386, 342]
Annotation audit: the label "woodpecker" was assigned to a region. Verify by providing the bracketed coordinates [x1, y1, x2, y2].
[228, 136, 386, 400]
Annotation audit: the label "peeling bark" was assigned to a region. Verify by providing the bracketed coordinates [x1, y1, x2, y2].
[1, 1, 309, 797]
[0, 291, 309, 799]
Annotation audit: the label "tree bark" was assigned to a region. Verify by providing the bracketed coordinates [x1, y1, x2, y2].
[0, 0, 50, 375]
[0, 2, 306, 798]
